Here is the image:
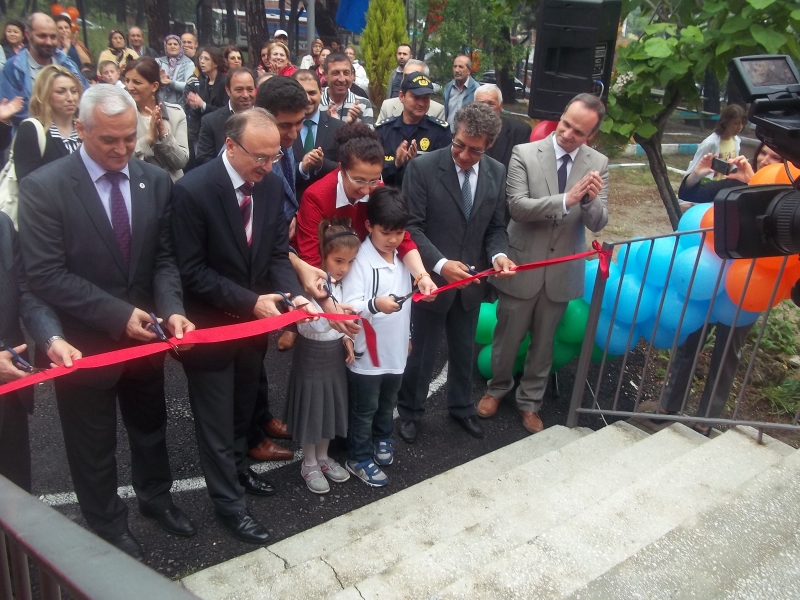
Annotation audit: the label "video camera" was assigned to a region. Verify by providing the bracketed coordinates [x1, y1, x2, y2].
[713, 55, 800, 269]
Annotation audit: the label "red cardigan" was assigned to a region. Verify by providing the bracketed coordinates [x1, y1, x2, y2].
[296, 170, 416, 268]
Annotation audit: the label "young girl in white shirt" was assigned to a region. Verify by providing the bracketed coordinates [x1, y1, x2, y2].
[284, 218, 360, 494]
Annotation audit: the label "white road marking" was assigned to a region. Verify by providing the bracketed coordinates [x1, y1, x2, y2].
[38, 363, 449, 507]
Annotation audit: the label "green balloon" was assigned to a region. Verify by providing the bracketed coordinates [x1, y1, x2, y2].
[551, 338, 581, 373]
[475, 302, 498, 346]
[555, 299, 590, 345]
[477, 344, 493, 379]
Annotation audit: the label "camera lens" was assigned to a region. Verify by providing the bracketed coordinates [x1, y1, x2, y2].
[766, 190, 800, 254]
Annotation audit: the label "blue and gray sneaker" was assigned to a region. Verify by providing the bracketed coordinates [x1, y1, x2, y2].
[373, 438, 394, 466]
[346, 459, 389, 487]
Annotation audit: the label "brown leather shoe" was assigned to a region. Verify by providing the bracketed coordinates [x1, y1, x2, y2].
[262, 417, 291, 439]
[277, 330, 298, 351]
[519, 410, 544, 434]
[248, 439, 293, 461]
[477, 393, 501, 418]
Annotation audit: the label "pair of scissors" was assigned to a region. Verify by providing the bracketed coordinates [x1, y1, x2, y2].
[390, 287, 418, 309]
[322, 271, 339, 305]
[275, 291, 295, 313]
[0, 339, 41, 373]
[147, 313, 180, 355]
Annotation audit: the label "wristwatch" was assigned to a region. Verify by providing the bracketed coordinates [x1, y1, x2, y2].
[44, 335, 65, 351]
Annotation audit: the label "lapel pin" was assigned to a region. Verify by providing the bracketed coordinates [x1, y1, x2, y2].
[140, 182, 145, 188]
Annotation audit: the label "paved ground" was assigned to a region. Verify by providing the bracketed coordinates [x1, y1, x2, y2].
[26, 330, 592, 581]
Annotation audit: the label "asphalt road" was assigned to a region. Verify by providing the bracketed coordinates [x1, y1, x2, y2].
[26, 331, 603, 581]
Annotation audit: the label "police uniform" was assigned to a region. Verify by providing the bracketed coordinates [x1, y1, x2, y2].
[376, 74, 452, 188]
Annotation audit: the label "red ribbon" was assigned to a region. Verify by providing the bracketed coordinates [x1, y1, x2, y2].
[412, 241, 612, 301]
[0, 312, 377, 397]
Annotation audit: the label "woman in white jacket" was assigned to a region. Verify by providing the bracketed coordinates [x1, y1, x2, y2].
[685, 104, 746, 175]
[155, 35, 196, 105]
[344, 46, 369, 90]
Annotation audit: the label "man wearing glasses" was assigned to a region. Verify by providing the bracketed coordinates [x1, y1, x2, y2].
[171, 108, 316, 544]
[398, 102, 515, 443]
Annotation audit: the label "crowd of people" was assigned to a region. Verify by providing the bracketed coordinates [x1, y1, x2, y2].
[1, 9, 758, 566]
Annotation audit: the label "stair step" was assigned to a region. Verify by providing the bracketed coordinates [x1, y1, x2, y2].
[334, 422, 704, 599]
[568, 448, 800, 599]
[718, 530, 800, 600]
[436, 426, 794, 599]
[182, 425, 588, 599]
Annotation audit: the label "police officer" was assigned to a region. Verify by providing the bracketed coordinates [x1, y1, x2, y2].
[376, 73, 451, 187]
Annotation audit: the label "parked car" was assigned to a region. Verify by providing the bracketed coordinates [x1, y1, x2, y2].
[479, 70, 525, 97]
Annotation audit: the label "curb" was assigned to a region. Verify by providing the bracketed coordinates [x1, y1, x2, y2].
[624, 143, 698, 156]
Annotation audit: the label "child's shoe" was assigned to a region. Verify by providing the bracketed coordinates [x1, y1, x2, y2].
[373, 438, 394, 466]
[301, 463, 330, 494]
[318, 457, 350, 482]
[346, 459, 388, 487]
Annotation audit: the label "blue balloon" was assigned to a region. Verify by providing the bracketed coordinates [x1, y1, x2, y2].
[636, 237, 681, 288]
[595, 310, 639, 355]
[585, 259, 620, 305]
[639, 318, 689, 350]
[613, 275, 659, 324]
[677, 204, 712, 250]
[616, 239, 648, 277]
[710, 289, 761, 327]
[658, 284, 709, 336]
[671, 246, 725, 301]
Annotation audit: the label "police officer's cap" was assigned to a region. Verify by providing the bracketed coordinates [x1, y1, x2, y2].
[400, 73, 435, 96]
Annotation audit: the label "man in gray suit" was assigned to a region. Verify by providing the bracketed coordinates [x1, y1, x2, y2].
[0, 212, 80, 492]
[478, 93, 609, 434]
[398, 102, 515, 443]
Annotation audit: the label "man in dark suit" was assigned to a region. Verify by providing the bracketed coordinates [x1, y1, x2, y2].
[291, 69, 344, 200]
[195, 67, 256, 165]
[18, 85, 197, 560]
[171, 108, 316, 544]
[127, 27, 158, 59]
[398, 102, 515, 443]
[0, 212, 80, 493]
[475, 83, 532, 170]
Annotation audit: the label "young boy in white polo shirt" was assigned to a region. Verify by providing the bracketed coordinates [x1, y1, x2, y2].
[341, 186, 425, 487]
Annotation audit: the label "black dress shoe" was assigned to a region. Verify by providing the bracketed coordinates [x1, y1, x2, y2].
[451, 414, 484, 438]
[139, 503, 197, 537]
[216, 509, 271, 544]
[399, 419, 417, 443]
[238, 469, 276, 496]
[107, 529, 144, 561]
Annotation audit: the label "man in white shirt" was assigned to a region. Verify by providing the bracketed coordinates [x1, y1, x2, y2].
[443, 54, 479, 132]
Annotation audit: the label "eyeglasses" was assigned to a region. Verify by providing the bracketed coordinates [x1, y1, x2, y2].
[452, 140, 486, 157]
[233, 139, 283, 164]
[343, 168, 382, 188]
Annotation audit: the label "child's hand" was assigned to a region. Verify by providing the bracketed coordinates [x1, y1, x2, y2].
[375, 296, 400, 314]
[343, 337, 355, 364]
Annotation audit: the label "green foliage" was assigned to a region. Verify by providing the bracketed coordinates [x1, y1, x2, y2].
[762, 378, 800, 417]
[361, 0, 408, 106]
[749, 311, 798, 356]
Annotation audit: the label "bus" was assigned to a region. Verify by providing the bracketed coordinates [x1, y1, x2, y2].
[210, 6, 317, 51]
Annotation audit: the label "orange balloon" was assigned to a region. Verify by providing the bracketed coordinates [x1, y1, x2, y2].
[66, 6, 80, 20]
[71, 23, 78, 34]
[756, 254, 800, 272]
[748, 162, 800, 185]
[50, 3, 65, 16]
[725, 260, 785, 312]
[700, 207, 715, 249]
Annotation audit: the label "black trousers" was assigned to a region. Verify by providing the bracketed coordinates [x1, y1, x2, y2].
[397, 295, 479, 422]
[185, 345, 262, 515]
[54, 361, 173, 540]
[247, 362, 276, 450]
[0, 398, 31, 492]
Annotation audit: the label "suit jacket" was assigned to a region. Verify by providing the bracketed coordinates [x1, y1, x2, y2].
[13, 123, 70, 182]
[495, 133, 609, 303]
[443, 77, 479, 121]
[134, 101, 189, 182]
[171, 157, 303, 370]
[195, 105, 232, 166]
[292, 111, 344, 200]
[0, 212, 62, 414]
[18, 152, 184, 388]
[403, 147, 509, 314]
[377, 97, 446, 122]
[486, 116, 532, 170]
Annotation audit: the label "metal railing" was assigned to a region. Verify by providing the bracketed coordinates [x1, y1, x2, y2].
[567, 231, 800, 440]
[0, 475, 197, 600]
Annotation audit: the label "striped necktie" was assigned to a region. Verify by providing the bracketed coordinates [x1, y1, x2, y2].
[461, 166, 473, 220]
[239, 182, 253, 246]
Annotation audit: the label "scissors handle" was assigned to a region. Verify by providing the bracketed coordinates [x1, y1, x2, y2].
[276, 291, 295, 313]
[147, 313, 180, 355]
[1, 343, 34, 373]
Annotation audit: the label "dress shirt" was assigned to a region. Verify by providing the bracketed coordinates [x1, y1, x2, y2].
[80, 146, 132, 227]
[553, 135, 580, 215]
[335, 171, 369, 209]
[222, 152, 252, 241]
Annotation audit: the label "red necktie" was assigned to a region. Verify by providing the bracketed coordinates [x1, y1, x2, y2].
[240, 182, 253, 246]
[105, 171, 131, 265]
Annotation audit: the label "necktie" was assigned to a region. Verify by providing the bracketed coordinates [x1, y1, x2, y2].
[105, 171, 131, 266]
[303, 120, 315, 152]
[461, 166, 473, 220]
[281, 151, 295, 196]
[239, 182, 253, 246]
[558, 154, 571, 194]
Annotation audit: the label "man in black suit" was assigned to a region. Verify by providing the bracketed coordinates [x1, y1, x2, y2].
[0, 212, 80, 493]
[475, 83, 532, 171]
[171, 108, 316, 544]
[291, 69, 344, 200]
[398, 102, 515, 443]
[195, 67, 256, 165]
[18, 85, 197, 560]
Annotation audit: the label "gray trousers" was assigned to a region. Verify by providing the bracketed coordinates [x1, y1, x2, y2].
[659, 322, 753, 419]
[487, 289, 568, 413]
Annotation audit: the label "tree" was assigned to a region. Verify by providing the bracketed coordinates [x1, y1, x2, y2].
[361, 0, 408, 106]
[144, 0, 170, 51]
[605, 0, 800, 229]
[244, 0, 268, 66]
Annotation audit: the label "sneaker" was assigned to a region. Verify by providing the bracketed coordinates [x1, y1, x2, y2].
[373, 438, 394, 466]
[346, 459, 388, 487]
[301, 463, 330, 494]
[318, 457, 350, 483]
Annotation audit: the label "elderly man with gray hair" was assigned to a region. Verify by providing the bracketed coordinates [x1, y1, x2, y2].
[19, 84, 196, 560]
[377, 59, 446, 122]
[474, 83, 532, 170]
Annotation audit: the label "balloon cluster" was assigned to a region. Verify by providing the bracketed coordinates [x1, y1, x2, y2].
[50, 4, 81, 33]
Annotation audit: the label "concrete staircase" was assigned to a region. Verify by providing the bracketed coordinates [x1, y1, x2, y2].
[181, 423, 800, 599]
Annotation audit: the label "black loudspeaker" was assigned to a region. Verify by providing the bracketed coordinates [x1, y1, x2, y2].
[528, 0, 622, 121]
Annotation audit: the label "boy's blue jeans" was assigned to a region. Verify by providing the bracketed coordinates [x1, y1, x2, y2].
[347, 371, 402, 463]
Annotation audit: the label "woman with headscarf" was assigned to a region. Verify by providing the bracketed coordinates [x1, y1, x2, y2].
[96, 29, 138, 75]
[299, 38, 323, 70]
[155, 34, 196, 105]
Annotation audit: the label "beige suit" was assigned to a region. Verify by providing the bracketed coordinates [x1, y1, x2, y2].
[489, 133, 609, 412]
[377, 97, 446, 122]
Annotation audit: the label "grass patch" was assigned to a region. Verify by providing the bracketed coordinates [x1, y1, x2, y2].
[762, 378, 800, 417]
